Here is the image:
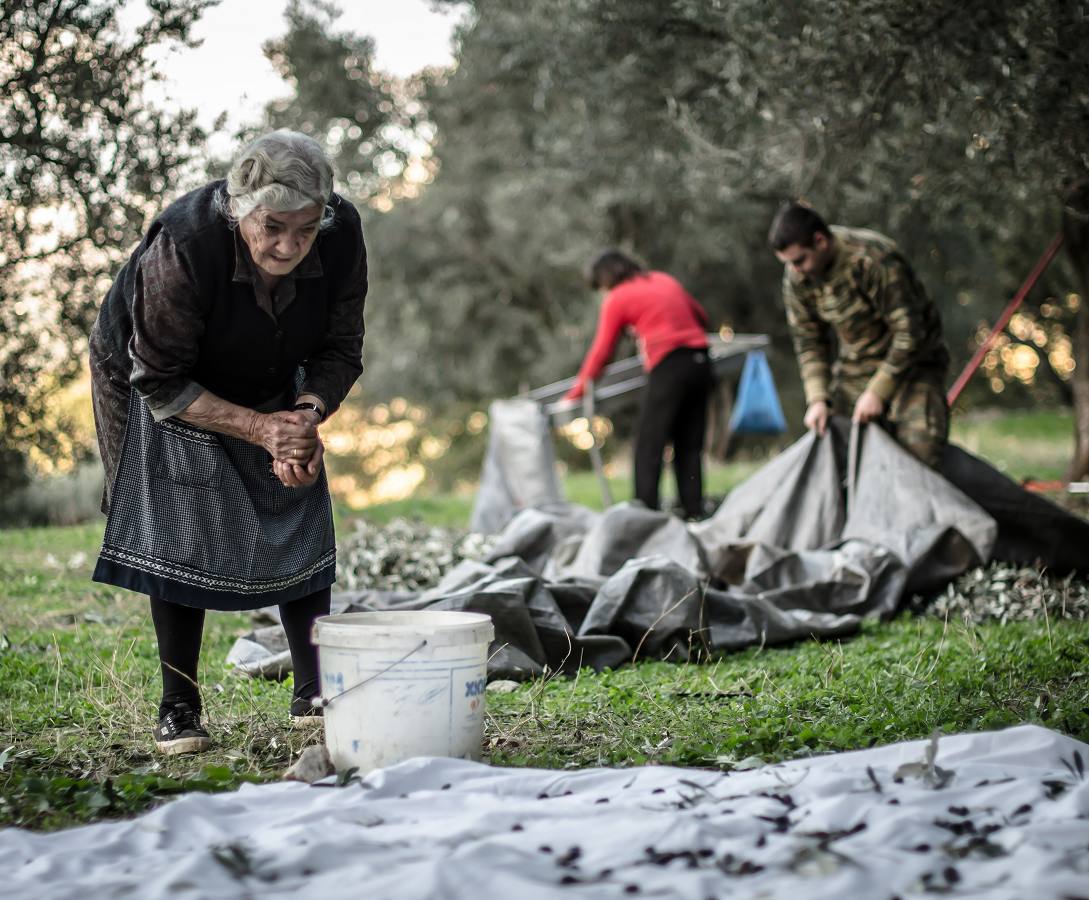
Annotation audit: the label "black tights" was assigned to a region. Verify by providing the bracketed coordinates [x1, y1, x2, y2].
[149, 587, 331, 716]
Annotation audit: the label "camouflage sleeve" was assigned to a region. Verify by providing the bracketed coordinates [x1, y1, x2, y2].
[783, 273, 832, 405]
[865, 254, 929, 402]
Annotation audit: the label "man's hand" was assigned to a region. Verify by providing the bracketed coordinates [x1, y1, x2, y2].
[803, 400, 830, 436]
[852, 389, 885, 424]
[273, 438, 325, 488]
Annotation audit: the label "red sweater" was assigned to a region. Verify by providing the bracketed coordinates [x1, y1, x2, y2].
[565, 271, 710, 401]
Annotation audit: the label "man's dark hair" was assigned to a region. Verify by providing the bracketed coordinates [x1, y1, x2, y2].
[767, 202, 831, 251]
[586, 249, 646, 290]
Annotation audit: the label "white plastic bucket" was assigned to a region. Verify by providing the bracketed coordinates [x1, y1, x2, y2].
[312, 610, 495, 772]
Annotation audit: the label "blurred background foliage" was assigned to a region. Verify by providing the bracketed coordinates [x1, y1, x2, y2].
[0, 0, 212, 496]
[2, 0, 1088, 523]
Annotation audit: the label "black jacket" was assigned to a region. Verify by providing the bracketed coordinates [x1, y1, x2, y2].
[91, 180, 366, 415]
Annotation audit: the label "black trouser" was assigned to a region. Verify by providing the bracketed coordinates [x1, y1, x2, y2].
[634, 347, 713, 519]
[150, 587, 331, 717]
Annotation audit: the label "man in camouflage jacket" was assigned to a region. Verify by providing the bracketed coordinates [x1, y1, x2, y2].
[768, 202, 950, 468]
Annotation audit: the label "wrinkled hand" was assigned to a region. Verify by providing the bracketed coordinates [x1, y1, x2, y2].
[852, 389, 885, 424]
[253, 410, 318, 461]
[803, 400, 830, 436]
[273, 437, 324, 488]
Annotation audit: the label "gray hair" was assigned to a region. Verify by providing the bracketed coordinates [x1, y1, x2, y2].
[216, 130, 336, 230]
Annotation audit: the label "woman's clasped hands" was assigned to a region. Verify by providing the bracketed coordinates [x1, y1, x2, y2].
[255, 409, 324, 488]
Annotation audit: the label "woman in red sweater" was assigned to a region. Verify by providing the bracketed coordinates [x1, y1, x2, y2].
[564, 250, 712, 519]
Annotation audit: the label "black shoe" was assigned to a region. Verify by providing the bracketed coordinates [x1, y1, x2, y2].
[290, 696, 324, 729]
[154, 701, 212, 755]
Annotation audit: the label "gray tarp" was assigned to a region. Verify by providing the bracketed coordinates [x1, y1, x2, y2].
[469, 398, 564, 535]
[228, 419, 1089, 680]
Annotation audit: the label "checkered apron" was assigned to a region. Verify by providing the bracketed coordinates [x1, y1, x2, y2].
[93, 390, 335, 610]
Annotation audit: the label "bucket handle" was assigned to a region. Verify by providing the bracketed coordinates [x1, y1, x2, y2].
[312, 639, 429, 710]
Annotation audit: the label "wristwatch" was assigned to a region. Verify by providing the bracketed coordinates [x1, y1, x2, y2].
[293, 401, 323, 416]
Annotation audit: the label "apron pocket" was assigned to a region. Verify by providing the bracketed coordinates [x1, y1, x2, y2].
[153, 421, 223, 490]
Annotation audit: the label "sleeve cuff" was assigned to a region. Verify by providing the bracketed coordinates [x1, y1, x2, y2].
[299, 381, 338, 416]
[802, 377, 831, 406]
[142, 380, 204, 422]
[866, 369, 899, 403]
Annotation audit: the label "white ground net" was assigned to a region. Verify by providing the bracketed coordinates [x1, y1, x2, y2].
[2, 725, 1086, 899]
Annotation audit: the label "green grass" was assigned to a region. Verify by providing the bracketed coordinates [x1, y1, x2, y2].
[2, 522, 1087, 831]
[348, 492, 476, 527]
[951, 407, 1075, 481]
[486, 618, 1089, 769]
[1, 407, 1086, 831]
[0, 525, 325, 830]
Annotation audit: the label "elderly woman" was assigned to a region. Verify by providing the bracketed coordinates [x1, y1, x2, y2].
[89, 130, 366, 755]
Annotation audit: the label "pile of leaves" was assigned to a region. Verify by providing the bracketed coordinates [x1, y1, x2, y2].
[336, 518, 496, 592]
[913, 562, 1089, 625]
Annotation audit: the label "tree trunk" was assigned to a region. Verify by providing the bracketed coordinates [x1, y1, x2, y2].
[1063, 179, 1089, 481]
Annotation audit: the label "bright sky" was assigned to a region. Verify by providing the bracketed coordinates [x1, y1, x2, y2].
[127, 0, 463, 139]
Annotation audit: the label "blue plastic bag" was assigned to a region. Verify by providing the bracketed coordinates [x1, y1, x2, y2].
[728, 351, 787, 435]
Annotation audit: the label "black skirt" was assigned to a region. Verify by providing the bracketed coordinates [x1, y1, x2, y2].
[93, 390, 336, 610]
